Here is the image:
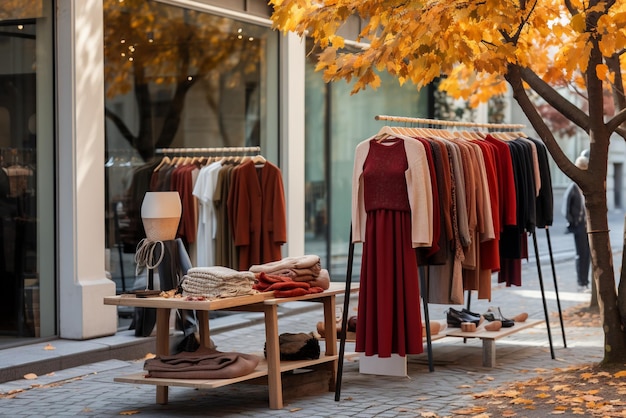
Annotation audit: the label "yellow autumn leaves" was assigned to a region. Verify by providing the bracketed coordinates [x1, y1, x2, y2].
[471, 365, 626, 416]
[270, 0, 626, 105]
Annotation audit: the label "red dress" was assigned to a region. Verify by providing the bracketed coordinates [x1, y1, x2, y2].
[355, 139, 423, 357]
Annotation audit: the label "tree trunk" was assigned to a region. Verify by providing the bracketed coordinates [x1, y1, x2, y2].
[589, 276, 598, 310]
[585, 185, 626, 364]
[506, 64, 626, 364]
[618, 214, 626, 327]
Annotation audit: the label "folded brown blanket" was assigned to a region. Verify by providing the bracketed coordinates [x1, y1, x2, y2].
[144, 348, 260, 379]
[292, 268, 330, 290]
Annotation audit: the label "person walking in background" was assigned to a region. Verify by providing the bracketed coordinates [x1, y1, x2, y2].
[562, 155, 591, 292]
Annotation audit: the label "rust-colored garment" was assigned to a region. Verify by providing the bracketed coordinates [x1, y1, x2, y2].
[227, 160, 287, 271]
[413, 137, 441, 262]
[171, 164, 199, 245]
[253, 272, 324, 297]
[475, 140, 501, 300]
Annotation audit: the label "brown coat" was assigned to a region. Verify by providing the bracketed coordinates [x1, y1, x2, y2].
[227, 160, 287, 270]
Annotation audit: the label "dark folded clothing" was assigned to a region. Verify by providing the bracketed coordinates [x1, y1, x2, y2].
[144, 349, 260, 379]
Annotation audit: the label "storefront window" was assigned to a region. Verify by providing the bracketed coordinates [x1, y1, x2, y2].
[103, 1, 278, 294]
[304, 40, 430, 279]
[0, 0, 55, 343]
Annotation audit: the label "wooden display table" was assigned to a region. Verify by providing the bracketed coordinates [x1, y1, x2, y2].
[445, 319, 543, 367]
[104, 282, 357, 410]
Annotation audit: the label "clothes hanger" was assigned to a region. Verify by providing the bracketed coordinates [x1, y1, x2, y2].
[390, 125, 410, 136]
[153, 155, 171, 172]
[461, 129, 483, 140]
[433, 127, 455, 140]
[374, 126, 401, 143]
[252, 153, 267, 167]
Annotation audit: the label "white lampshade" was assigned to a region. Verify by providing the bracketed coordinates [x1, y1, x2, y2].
[141, 191, 182, 241]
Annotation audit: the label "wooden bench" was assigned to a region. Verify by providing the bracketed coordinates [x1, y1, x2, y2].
[444, 319, 544, 367]
[104, 282, 358, 410]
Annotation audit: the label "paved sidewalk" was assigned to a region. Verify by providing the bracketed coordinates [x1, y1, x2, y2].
[0, 244, 605, 417]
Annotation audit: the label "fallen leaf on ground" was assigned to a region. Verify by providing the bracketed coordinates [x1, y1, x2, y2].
[23, 373, 37, 380]
[450, 406, 486, 414]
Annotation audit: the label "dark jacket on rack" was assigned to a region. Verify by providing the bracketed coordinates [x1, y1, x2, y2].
[527, 138, 554, 228]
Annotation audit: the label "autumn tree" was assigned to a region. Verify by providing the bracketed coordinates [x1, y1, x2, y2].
[103, 0, 262, 160]
[270, 0, 626, 364]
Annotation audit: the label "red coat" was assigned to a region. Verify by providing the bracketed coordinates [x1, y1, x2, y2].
[227, 160, 287, 270]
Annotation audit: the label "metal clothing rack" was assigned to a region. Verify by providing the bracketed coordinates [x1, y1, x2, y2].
[335, 114, 564, 401]
[464, 228, 566, 357]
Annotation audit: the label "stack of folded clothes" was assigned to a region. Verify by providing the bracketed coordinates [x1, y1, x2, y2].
[181, 266, 257, 299]
[249, 255, 330, 290]
[253, 272, 325, 298]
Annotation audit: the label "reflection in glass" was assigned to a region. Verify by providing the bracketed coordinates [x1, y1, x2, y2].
[103, 1, 277, 295]
[0, 9, 53, 341]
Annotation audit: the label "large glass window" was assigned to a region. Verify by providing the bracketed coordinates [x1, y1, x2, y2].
[0, 0, 55, 344]
[103, 1, 278, 295]
[304, 40, 430, 279]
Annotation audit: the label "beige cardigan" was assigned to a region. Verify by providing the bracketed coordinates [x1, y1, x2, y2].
[351, 137, 433, 248]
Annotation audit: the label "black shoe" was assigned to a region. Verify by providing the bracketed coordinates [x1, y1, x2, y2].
[461, 308, 481, 318]
[484, 307, 514, 327]
[446, 307, 481, 327]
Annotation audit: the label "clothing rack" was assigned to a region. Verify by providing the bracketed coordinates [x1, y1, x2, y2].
[335, 114, 565, 402]
[374, 115, 526, 131]
[155, 146, 262, 155]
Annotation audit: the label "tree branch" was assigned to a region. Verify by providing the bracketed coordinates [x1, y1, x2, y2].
[133, 65, 154, 160]
[585, 8, 608, 145]
[607, 108, 626, 135]
[605, 54, 626, 139]
[506, 0, 537, 44]
[104, 107, 136, 146]
[506, 64, 579, 180]
[563, 0, 579, 15]
[519, 67, 590, 133]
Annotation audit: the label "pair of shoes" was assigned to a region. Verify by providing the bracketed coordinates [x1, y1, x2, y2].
[446, 307, 481, 327]
[461, 308, 481, 319]
[578, 285, 591, 293]
[483, 307, 514, 327]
